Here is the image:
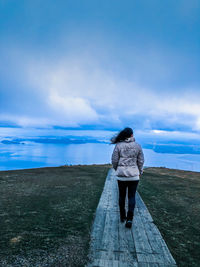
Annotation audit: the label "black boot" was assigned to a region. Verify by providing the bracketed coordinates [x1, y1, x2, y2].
[120, 208, 126, 223]
[125, 211, 133, 228]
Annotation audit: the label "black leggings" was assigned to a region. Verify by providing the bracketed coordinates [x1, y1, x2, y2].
[117, 180, 139, 213]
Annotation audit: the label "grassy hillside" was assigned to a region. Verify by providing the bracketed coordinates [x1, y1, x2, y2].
[0, 165, 110, 267]
[139, 167, 200, 267]
[1, 165, 199, 266]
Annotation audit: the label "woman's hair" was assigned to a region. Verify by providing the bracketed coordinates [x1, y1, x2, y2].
[110, 127, 133, 144]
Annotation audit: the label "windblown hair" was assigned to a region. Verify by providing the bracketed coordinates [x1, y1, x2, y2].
[110, 127, 133, 144]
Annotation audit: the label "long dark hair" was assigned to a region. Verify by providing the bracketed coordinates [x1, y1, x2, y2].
[110, 127, 133, 144]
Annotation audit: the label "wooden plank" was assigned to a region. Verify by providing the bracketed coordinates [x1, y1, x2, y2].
[87, 168, 177, 267]
[139, 210, 176, 265]
[157, 264, 177, 267]
[136, 193, 154, 222]
[88, 169, 120, 265]
[132, 212, 153, 254]
[89, 207, 106, 251]
[118, 219, 138, 265]
[137, 263, 159, 267]
[100, 211, 119, 258]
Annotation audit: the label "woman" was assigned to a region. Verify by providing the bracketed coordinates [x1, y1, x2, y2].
[111, 127, 144, 228]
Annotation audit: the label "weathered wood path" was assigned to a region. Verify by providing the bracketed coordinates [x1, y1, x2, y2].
[87, 168, 177, 267]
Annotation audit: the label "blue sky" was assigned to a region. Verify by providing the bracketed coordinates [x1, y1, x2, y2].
[0, 0, 200, 131]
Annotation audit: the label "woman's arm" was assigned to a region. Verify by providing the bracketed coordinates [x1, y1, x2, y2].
[137, 145, 144, 175]
[111, 145, 120, 170]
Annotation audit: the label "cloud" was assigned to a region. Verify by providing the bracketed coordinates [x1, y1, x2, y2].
[0, 44, 200, 131]
[48, 91, 99, 124]
[0, 114, 52, 128]
[1, 0, 200, 134]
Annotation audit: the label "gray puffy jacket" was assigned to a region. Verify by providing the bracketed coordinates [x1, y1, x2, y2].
[111, 137, 144, 177]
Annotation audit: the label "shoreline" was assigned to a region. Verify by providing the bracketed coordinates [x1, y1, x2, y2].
[1, 164, 200, 173]
[0, 163, 111, 173]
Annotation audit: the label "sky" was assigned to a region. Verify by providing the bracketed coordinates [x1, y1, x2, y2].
[0, 0, 200, 132]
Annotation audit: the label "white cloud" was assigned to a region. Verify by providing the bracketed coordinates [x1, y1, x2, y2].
[48, 90, 99, 123]
[0, 114, 52, 127]
[1, 46, 200, 131]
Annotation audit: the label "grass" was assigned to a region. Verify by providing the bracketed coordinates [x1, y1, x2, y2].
[1, 165, 199, 266]
[0, 164, 110, 267]
[139, 167, 200, 267]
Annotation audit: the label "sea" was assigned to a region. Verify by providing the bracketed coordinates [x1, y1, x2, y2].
[0, 127, 200, 172]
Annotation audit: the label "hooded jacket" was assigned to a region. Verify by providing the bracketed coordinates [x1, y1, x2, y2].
[111, 136, 144, 177]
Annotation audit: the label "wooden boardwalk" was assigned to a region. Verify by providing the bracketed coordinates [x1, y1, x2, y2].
[87, 169, 177, 267]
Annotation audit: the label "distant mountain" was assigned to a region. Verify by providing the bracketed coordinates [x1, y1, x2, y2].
[0, 136, 108, 145]
[143, 143, 200, 154]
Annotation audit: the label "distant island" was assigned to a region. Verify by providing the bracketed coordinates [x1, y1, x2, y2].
[1, 136, 200, 155]
[0, 136, 107, 145]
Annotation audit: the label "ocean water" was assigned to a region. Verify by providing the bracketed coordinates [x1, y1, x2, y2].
[0, 127, 200, 172]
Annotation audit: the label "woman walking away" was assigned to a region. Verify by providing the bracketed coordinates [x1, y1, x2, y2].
[111, 127, 144, 228]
